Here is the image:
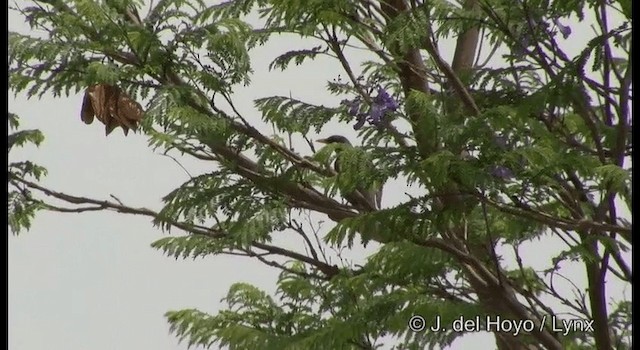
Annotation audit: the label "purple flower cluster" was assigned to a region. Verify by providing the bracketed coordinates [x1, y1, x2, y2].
[553, 18, 572, 39]
[488, 134, 516, 180]
[341, 87, 399, 130]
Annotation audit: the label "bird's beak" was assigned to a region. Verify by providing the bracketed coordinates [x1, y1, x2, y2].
[316, 138, 328, 144]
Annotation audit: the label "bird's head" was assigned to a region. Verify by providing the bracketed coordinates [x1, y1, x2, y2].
[316, 135, 352, 145]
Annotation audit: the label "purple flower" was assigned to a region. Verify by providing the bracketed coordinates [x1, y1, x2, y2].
[489, 165, 514, 180]
[369, 104, 384, 125]
[375, 87, 399, 111]
[341, 98, 361, 116]
[553, 18, 572, 39]
[353, 114, 367, 130]
[343, 87, 400, 130]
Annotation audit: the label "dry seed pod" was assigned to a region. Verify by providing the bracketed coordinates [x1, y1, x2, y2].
[80, 84, 145, 136]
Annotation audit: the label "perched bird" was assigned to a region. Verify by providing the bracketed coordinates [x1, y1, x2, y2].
[316, 135, 382, 210]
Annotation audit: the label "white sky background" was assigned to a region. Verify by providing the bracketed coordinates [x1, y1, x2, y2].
[8, 1, 631, 350]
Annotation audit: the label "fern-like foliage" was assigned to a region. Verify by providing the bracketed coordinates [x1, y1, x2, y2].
[255, 96, 337, 135]
[8, 113, 47, 235]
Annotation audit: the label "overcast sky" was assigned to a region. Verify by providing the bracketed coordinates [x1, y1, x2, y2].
[8, 2, 630, 350]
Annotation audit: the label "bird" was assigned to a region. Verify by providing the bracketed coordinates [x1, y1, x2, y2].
[316, 135, 383, 211]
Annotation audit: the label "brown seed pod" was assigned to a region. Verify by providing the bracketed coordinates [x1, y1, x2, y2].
[80, 84, 145, 136]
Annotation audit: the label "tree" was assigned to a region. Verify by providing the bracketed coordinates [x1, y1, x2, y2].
[9, 0, 631, 349]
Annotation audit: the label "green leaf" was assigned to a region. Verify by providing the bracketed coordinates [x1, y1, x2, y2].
[255, 96, 337, 135]
[594, 164, 630, 193]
